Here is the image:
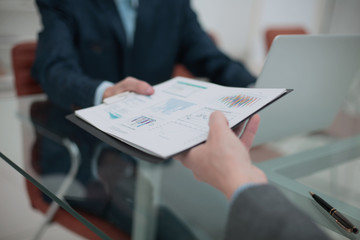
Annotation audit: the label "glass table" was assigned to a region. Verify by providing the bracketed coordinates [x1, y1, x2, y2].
[257, 136, 360, 239]
[1, 93, 360, 240]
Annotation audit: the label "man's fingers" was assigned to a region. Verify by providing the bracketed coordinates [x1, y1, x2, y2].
[208, 111, 260, 150]
[207, 111, 232, 141]
[240, 114, 260, 150]
[175, 112, 228, 168]
[173, 151, 187, 162]
[209, 111, 228, 126]
[104, 77, 155, 99]
[233, 121, 245, 136]
[120, 77, 154, 95]
[174, 145, 203, 170]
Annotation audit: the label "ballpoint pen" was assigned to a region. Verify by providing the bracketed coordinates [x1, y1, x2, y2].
[309, 192, 359, 234]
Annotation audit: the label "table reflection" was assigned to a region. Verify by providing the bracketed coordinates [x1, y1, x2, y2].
[26, 99, 197, 240]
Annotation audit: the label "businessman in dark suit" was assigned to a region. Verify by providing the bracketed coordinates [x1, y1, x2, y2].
[31, 1, 254, 238]
[176, 112, 330, 239]
[32, 0, 255, 111]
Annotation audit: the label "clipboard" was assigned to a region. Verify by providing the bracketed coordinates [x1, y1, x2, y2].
[67, 89, 292, 163]
[66, 114, 166, 163]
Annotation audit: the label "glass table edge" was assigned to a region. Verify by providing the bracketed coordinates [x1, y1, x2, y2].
[0, 151, 112, 240]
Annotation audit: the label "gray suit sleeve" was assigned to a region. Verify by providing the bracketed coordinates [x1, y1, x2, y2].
[225, 185, 329, 240]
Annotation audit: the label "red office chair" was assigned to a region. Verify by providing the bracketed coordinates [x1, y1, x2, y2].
[12, 41, 131, 240]
[11, 40, 201, 89]
[264, 27, 307, 54]
[26, 137, 130, 240]
[11, 42, 43, 96]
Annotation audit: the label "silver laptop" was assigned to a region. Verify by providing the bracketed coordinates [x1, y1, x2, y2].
[253, 35, 360, 145]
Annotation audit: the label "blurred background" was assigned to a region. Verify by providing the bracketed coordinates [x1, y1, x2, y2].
[0, 0, 359, 94]
[0, 1, 359, 239]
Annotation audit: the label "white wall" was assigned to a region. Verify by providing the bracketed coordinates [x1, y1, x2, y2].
[0, 0, 40, 89]
[0, 0, 359, 89]
[192, 0, 360, 74]
[191, 0, 253, 60]
[0, 1, 41, 66]
[191, 0, 323, 73]
[329, 0, 360, 34]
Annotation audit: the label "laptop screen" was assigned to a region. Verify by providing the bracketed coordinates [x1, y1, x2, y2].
[253, 35, 360, 145]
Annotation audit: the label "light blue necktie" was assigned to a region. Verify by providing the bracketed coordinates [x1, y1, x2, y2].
[114, 0, 138, 47]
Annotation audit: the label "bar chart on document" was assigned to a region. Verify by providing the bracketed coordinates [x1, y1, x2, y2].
[219, 94, 260, 108]
[175, 92, 265, 129]
[149, 98, 195, 115]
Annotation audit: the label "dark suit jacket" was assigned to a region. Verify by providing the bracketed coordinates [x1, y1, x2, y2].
[225, 185, 330, 240]
[32, 0, 255, 110]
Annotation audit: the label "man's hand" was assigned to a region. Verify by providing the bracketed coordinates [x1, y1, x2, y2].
[103, 77, 155, 100]
[175, 111, 267, 200]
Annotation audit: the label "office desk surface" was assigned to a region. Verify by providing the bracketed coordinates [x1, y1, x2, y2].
[1, 94, 360, 240]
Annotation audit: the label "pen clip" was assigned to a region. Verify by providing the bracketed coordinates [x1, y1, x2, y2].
[335, 220, 353, 233]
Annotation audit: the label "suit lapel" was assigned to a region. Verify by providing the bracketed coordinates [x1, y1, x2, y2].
[94, 0, 127, 48]
[93, 0, 161, 77]
[130, 0, 160, 75]
[94, 0, 133, 76]
[134, 0, 160, 44]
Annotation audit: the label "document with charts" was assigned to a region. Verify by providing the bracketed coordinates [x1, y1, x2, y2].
[75, 77, 291, 159]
